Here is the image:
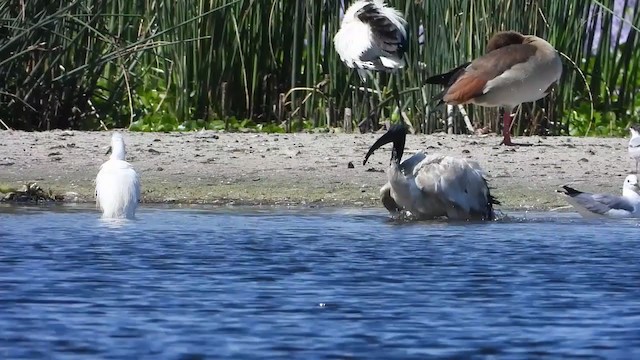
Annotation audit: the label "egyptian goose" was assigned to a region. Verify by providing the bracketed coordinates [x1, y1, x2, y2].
[363, 123, 499, 221]
[425, 31, 563, 146]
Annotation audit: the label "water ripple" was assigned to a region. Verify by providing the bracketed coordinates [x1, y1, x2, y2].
[0, 207, 639, 358]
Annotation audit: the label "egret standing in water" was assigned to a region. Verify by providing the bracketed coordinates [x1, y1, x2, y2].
[95, 132, 141, 219]
[333, 0, 408, 131]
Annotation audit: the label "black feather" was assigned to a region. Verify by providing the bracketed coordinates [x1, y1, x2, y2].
[424, 62, 471, 105]
[356, 2, 407, 58]
[560, 185, 583, 196]
[424, 62, 471, 85]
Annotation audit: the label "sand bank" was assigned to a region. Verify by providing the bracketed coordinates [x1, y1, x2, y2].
[0, 130, 632, 211]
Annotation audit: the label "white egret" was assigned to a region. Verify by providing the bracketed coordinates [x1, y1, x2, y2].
[363, 123, 499, 221]
[95, 132, 141, 219]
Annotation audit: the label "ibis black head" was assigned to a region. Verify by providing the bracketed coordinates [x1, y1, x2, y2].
[363, 123, 408, 166]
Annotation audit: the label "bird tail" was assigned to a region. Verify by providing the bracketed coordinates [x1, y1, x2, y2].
[485, 180, 501, 221]
[558, 185, 582, 196]
[423, 62, 471, 106]
[423, 62, 471, 85]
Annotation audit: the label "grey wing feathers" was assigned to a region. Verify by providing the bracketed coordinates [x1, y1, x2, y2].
[629, 137, 640, 160]
[413, 155, 495, 220]
[564, 189, 634, 214]
[399, 151, 426, 175]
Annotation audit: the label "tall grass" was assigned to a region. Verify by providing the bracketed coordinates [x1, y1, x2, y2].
[0, 0, 638, 135]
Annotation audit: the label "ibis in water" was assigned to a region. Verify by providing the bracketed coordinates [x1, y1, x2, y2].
[424, 31, 562, 146]
[95, 132, 141, 219]
[333, 0, 408, 130]
[363, 123, 499, 221]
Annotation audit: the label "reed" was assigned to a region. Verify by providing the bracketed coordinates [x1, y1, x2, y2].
[0, 0, 638, 136]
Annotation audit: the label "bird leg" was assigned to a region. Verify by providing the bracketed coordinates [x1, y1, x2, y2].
[500, 108, 514, 146]
[391, 73, 414, 132]
[355, 70, 379, 133]
[391, 74, 403, 113]
[366, 79, 379, 131]
[499, 107, 532, 146]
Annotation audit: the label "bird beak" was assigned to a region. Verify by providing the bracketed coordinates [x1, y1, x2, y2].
[363, 123, 407, 165]
[105, 146, 112, 155]
[364, 132, 393, 166]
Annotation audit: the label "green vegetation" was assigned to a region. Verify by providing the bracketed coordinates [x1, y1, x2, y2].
[0, 0, 638, 136]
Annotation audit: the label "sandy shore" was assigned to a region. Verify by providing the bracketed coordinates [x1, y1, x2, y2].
[0, 129, 633, 211]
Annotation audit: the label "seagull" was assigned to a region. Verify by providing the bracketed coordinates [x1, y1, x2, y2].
[95, 132, 141, 219]
[333, 0, 408, 130]
[424, 31, 563, 146]
[558, 175, 640, 218]
[363, 123, 499, 221]
[628, 124, 640, 173]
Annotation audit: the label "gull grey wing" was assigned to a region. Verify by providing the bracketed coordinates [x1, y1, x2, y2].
[629, 136, 640, 148]
[567, 191, 634, 215]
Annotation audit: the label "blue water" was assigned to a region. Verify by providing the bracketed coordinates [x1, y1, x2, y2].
[1, 205, 640, 359]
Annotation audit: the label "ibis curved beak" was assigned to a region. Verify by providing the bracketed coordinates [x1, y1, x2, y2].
[363, 123, 407, 166]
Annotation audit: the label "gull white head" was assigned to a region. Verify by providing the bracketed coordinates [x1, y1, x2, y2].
[623, 175, 640, 193]
[107, 132, 127, 161]
[630, 124, 640, 138]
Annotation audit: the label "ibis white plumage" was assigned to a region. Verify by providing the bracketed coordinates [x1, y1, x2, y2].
[334, 0, 408, 79]
[363, 124, 499, 221]
[95, 132, 141, 219]
[333, 0, 408, 128]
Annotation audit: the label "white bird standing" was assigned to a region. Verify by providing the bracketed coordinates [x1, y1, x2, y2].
[558, 175, 640, 218]
[333, 0, 408, 129]
[363, 124, 499, 221]
[628, 124, 640, 173]
[95, 132, 141, 219]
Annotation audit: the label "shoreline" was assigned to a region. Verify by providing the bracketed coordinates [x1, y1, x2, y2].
[0, 130, 633, 212]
